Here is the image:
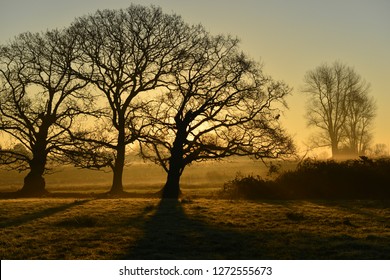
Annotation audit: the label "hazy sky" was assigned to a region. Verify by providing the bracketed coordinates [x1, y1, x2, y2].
[1, 0, 389, 154]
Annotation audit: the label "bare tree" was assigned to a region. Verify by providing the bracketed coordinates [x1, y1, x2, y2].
[67, 5, 194, 194]
[369, 143, 389, 158]
[139, 32, 295, 199]
[302, 61, 375, 158]
[343, 89, 376, 155]
[0, 30, 90, 195]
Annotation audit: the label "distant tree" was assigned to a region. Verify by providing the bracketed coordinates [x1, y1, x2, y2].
[66, 5, 194, 194]
[0, 30, 90, 195]
[0, 143, 31, 172]
[343, 89, 376, 155]
[369, 143, 389, 158]
[139, 32, 295, 199]
[302, 61, 375, 158]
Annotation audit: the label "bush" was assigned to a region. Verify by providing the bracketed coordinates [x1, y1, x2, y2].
[221, 158, 390, 200]
[221, 174, 279, 199]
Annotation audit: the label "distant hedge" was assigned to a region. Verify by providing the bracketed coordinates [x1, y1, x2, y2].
[221, 158, 390, 200]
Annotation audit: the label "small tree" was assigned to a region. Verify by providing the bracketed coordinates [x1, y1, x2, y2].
[369, 143, 389, 158]
[67, 5, 193, 194]
[0, 30, 90, 195]
[302, 61, 375, 158]
[139, 32, 294, 199]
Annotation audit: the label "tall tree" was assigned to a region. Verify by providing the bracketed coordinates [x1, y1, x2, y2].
[139, 32, 294, 199]
[343, 89, 376, 155]
[302, 61, 375, 158]
[0, 30, 90, 195]
[67, 5, 193, 194]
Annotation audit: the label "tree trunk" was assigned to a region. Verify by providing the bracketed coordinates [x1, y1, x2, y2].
[19, 120, 52, 196]
[110, 143, 125, 194]
[161, 125, 186, 200]
[160, 113, 193, 199]
[108, 117, 127, 194]
[162, 162, 182, 199]
[330, 132, 340, 159]
[20, 148, 47, 196]
[331, 144, 339, 159]
[21, 169, 46, 196]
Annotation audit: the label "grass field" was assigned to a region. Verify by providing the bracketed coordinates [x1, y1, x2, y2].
[1, 159, 389, 259]
[1, 197, 389, 259]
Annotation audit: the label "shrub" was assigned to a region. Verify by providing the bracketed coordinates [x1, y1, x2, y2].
[220, 174, 278, 199]
[220, 158, 390, 200]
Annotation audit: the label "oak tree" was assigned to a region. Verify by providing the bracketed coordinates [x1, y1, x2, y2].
[67, 5, 194, 194]
[139, 32, 294, 199]
[0, 30, 90, 195]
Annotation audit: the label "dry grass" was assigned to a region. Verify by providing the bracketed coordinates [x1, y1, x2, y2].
[1, 197, 389, 259]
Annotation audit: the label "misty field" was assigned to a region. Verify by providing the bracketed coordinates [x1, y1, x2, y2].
[1, 197, 390, 259]
[0, 159, 270, 195]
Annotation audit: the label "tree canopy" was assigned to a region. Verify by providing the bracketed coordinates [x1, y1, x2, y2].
[139, 30, 294, 198]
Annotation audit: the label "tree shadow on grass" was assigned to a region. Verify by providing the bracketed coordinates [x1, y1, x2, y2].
[121, 199, 260, 259]
[0, 199, 90, 228]
[121, 199, 390, 260]
[307, 200, 390, 225]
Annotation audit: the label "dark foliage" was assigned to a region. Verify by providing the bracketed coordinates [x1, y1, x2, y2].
[221, 158, 390, 199]
[221, 174, 277, 199]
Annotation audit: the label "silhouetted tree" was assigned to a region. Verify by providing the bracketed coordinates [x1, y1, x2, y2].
[139, 32, 295, 199]
[0, 30, 90, 195]
[302, 61, 375, 158]
[343, 89, 376, 155]
[369, 143, 389, 158]
[67, 5, 193, 194]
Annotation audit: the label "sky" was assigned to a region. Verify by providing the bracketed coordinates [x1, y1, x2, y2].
[1, 0, 389, 154]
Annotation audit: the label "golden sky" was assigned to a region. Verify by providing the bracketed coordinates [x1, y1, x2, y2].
[1, 0, 389, 154]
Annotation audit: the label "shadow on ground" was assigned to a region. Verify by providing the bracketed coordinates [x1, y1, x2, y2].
[0, 199, 90, 228]
[121, 199, 258, 259]
[120, 199, 390, 259]
[0, 190, 160, 199]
